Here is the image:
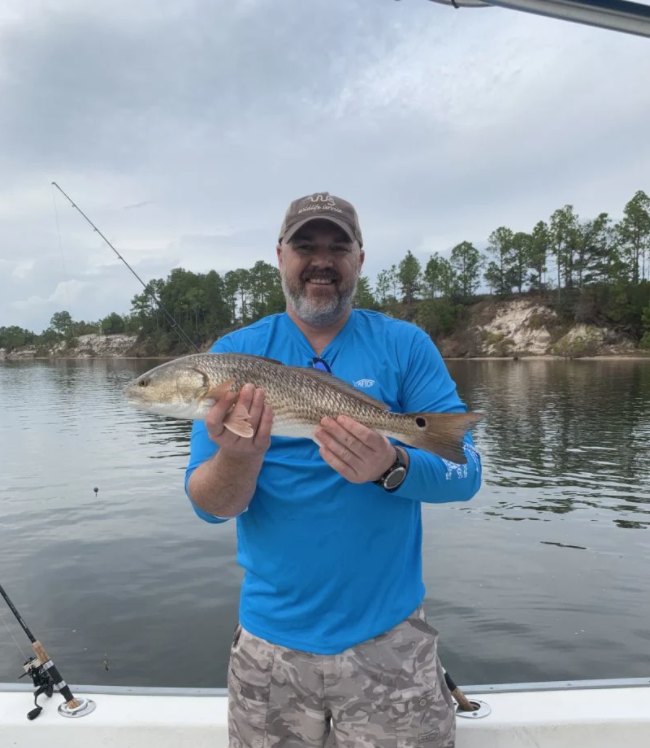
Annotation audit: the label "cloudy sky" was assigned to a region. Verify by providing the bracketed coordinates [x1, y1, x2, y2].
[1, 0, 649, 333]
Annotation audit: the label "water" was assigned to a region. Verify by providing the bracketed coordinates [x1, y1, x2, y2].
[1, 358, 649, 690]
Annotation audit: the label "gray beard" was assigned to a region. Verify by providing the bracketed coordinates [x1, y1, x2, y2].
[281, 269, 360, 327]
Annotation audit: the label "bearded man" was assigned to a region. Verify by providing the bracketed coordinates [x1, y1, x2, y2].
[185, 192, 482, 748]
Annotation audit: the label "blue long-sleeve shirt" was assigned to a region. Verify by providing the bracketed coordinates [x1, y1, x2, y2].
[185, 310, 481, 654]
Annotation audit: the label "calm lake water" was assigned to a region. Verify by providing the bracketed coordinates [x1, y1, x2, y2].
[1, 357, 649, 690]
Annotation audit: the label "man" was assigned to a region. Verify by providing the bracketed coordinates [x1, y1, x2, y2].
[185, 192, 482, 747]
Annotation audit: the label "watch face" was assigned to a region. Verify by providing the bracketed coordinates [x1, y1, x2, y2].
[385, 466, 407, 489]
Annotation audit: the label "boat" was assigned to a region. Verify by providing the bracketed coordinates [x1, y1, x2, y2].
[2, 2, 649, 745]
[2, 677, 650, 746]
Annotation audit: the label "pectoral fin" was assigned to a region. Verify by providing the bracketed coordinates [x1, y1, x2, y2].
[201, 377, 237, 403]
[223, 401, 255, 438]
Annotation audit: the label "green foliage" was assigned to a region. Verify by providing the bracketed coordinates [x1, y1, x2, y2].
[374, 269, 392, 304]
[423, 253, 456, 300]
[484, 331, 516, 356]
[4, 188, 650, 355]
[416, 298, 463, 338]
[450, 241, 481, 298]
[127, 261, 282, 347]
[529, 221, 550, 294]
[50, 310, 74, 338]
[527, 313, 547, 330]
[353, 276, 379, 310]
[575, 213, 614, 288]
[643, 301, 650, 331]
[397, 251, 422, 307]
[511, 232, 533, 294]
[485, 227, 516, 296]
[617, 190, 650, 284]
[580, 280, 650, 336]
[0, 325, 35, 350]
[485, 331, 505, 345]
[639, 301, 650, 352]
[74, 320, 101, 335]
[550, 205, 580, 295]
[37, 327, 63, 347]
[101, 312, 126, 334]
[248, 261, 286, 321]
[551, 329, 601, 359]
[422, 254, 442, 299]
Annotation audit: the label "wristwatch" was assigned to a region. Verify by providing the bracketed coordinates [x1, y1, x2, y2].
[373, 447, 408, 492]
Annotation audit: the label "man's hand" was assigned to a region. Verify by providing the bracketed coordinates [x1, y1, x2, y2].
[315, 415, 398, 484]
[206, 383, 273, 458]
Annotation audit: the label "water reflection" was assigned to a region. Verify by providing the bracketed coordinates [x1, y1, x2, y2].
[449, 360, 650, 528]
[1, 358, 649, 688]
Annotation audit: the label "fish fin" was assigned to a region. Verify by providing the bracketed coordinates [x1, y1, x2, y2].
[295, 367, 390, 411]
[398, 412, 484, 464]
[200, 377, 237, 402]
[223, 402, 255, 438]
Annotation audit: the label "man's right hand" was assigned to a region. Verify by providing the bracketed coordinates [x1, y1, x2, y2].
[205, 383, 273, 457]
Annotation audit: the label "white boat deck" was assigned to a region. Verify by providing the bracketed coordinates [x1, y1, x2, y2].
[1, 680, 649, 747]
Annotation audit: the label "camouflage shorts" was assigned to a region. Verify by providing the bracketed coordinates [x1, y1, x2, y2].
[227, 605, 457, 748]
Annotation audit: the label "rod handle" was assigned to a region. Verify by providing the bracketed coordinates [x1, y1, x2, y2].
[32, 641, 80, 709]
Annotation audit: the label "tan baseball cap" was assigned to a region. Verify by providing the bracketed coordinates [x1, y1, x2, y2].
[278, 192, 363, 247]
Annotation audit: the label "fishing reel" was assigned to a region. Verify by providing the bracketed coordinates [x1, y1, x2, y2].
[19, 655, 55, 720]
[2, 582, 96, 720]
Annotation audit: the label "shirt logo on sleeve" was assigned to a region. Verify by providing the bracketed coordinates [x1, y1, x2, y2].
[354, 379, 375, 388]
[442, 443, 479, 479]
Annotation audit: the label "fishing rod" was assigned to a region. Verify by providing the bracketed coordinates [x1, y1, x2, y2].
[0, 580, 95, 719]
[443, 667, 477, 713]
[51, 181, 200, 353]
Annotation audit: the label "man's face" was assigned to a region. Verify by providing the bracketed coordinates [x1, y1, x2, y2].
[277, 219, 365, 327]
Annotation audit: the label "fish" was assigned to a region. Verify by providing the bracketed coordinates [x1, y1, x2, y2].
[123, 352, 483, 464]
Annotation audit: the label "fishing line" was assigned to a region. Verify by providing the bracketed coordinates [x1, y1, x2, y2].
[51, 181, 199, 353]
[51, 184, 71, 309]
[0, 609, 28, 660]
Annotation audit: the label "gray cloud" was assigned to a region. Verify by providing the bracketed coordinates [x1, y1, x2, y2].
[1, 0, 648, 332]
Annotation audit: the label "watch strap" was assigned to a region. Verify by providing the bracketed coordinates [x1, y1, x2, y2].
[373, 447, 408, 492]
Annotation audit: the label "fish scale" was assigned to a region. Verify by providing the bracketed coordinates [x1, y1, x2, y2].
[123, 352, 483, 464]
[202, 355, 383, 424]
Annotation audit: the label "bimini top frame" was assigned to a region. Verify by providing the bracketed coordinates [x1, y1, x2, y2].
[397, 0, 650, 39]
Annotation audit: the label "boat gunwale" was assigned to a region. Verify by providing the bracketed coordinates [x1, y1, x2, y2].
[1, 676, 649, 697]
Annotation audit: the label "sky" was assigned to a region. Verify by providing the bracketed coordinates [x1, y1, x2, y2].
[1, 0, 649, 333]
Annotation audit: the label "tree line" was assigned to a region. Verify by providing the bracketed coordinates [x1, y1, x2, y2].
[2, 189, 649, 354]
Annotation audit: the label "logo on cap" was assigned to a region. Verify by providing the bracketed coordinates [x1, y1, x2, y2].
[297, 193, 343, 217]
[279, 191, 364, 247]
[306, 194, 336, 207]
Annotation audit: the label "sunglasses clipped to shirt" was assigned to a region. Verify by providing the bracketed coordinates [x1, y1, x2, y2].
[310, 354, 407, 492]
[312, 357, 331, 373]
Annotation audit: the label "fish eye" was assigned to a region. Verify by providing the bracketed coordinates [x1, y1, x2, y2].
[415, 417, 426, 428]
[139, 379, 149, 387]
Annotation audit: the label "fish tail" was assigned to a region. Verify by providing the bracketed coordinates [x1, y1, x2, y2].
[397, 411, 483, 464]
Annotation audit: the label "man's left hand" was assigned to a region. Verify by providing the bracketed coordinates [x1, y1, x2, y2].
[315, 415, 397, 484]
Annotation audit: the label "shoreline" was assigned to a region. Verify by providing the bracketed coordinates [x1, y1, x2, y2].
[0, 355, 177, 361]
[2, 353, 649, 363]
[444, 354, 650, 361]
